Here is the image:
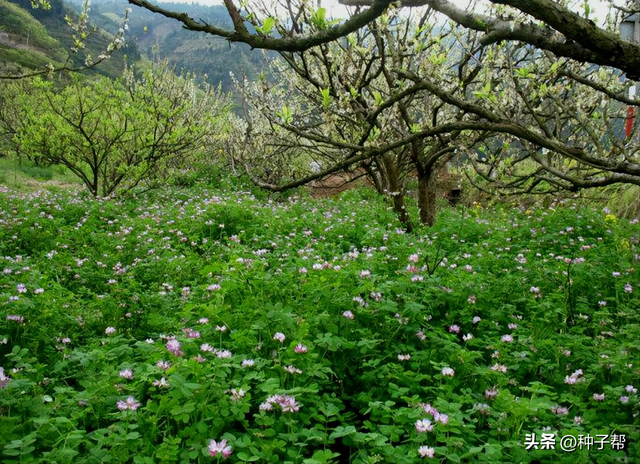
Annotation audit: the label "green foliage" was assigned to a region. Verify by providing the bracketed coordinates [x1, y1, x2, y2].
[20, 164, 52, 180]
[0, 185, 638, 463]
[11, 63, 230, 197]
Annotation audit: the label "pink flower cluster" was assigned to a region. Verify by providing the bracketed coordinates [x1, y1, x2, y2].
[259, 394, 300, 413]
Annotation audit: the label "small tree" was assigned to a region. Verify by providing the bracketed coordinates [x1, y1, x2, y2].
[13, 63, 230, 196]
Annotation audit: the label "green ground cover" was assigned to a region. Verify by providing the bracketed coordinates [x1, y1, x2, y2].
[0, 185, 638, 463]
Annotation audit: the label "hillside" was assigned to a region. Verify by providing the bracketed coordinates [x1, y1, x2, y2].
[67, 0, 269, 90]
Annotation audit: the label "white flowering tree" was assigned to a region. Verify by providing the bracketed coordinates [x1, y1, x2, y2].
[233, 7, 492, 228]
[121, 0, 640, 80]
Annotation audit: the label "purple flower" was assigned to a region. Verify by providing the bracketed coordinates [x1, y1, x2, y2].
[208, 439, 233, 459]
[105, 326, 116, 335]
[448, 325, 460, 334]
[624, 283, 633, 293]
[472, 316, 482, 324]
[166, 339, 182, 356]
[207, 284, 221, 292]
[625, 385, 637, 394]
[620, 396, 629, 404]
[593, 393, 605, 401]
[16, 284, 27, 293]
[241, 359, 255, 368]
[343, 310, 354, 320]
[273, 332, 286, 343]
[501, 334, 513, 343]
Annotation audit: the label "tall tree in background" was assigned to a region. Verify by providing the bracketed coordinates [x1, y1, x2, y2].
[233, 7, 488, 227]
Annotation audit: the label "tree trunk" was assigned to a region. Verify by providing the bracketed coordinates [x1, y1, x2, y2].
[383, 154, 413, 232]
[417, 166, 438, 227]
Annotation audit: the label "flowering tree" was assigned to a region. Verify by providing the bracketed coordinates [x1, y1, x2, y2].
[234, 7, 488, 227]
[11, 62, 230, 197]
[122, 0, 640, 79]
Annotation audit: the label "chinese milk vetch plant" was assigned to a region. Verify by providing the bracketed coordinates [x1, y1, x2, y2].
[0, 186, 638, 463]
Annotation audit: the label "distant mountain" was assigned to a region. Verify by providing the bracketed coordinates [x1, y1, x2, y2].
[0, 0, 130, 78]
[65, 0, 270, 90]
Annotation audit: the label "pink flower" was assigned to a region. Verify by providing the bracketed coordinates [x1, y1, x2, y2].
[207, 284, 221, 292]
[208, 439, 233, 459]
[398, 354, 411, 361]
[593, 393, 605, 401]
[624, 283, 633, 293]
[294, 343, 308, 353]
[551, 406, 569, 415]
[501, 334, 514, 343]
[485, 388, 498, 400]
[448, 325, 460, 334]
[434, 412, 449, 424]
[491, 364, 507, 373]
[16, 284, 27, 293]
[625, 385, 637, 394]
[166, 339, 182, 356]
[620, 396, 629, 404]
[415, 418, 433, 432]
[441, 367, 455, 377]
[418, 446, 435, 458]
[260, 394, 300, 413]
[156, 360, 171, 370]
[241, 359, 255, 367]
[116, 396, 140, 411]
[105, 326, 116, 335]
[119, 369, 134, 380]
[0, 367, 11, 388]
[152, 377, 169, 388]
[343, 310, 354, 320]
[273, 332, 286, 343]
[284, 365, 302, 374]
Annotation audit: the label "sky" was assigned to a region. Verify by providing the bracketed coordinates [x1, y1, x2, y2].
[153, 0, 623, 27]
[156, 0, 616, 17]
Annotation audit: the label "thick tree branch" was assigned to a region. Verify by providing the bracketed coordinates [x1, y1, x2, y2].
[127, 0, 393, 51]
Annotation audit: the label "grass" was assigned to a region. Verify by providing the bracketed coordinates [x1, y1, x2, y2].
[0, 157, 82, 192]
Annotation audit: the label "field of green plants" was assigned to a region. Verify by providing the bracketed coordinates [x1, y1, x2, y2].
[0, 183, 638, 463]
